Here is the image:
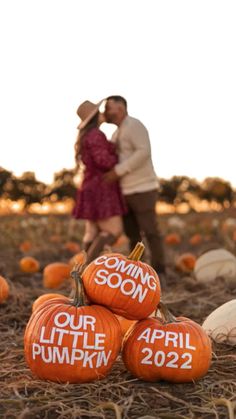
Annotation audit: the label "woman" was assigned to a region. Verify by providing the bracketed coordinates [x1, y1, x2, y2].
[73, 99, 126, 263]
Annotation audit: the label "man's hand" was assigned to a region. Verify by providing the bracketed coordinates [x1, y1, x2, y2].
[103, 169, 120, 183]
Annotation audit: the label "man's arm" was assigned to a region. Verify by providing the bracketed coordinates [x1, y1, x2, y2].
[114, 120, 151, 177]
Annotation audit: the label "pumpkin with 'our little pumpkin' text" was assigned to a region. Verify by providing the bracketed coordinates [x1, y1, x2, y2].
[25, 264, 122, 383]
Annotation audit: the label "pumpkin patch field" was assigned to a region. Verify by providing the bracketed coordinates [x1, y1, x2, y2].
[0, 210, 236, 419]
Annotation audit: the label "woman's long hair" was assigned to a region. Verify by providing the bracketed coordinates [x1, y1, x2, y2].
[74, 112, 99, 164]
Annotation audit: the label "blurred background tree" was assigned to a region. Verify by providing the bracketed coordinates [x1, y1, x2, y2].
[198, 177, 233, 207]
[0, 168, 13, 196]
[1, 166, 235, 210]
[44, 168, 77, 202]
[1, 170, 46, 206]
[159, 176, 202, 208]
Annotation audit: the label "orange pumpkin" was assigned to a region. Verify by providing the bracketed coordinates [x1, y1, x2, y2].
[122, 302, 212, 383]
[232, 230, 236, 242]
[165, 233, 181, 245]
[43, 262, 71, 289]
[19, 240, 32, 252]
[49, 235, 61, 243]
[189, 234, 202, 246]
[113, 234, 129, 248]
[115, 315, 137, 336]
[24, 265, 122, 383]
[69, 251, 87, 268]
[32, 293, 69, 313]
[19, 256, 40, 273]
[175, 253, 196, 273]
[64, 241, 81, 254]
[82, 242, 161, 320]
[0, 275, 9, 303]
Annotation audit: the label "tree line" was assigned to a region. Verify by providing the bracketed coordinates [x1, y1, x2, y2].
[0, 167, 234, 209]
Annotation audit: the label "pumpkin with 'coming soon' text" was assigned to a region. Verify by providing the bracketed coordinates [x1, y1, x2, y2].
[82, 242, 161, 320]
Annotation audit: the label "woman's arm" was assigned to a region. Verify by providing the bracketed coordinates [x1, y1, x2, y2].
[87, 130, 118, 170]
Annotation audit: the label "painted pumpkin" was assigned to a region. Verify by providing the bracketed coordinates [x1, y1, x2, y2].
[24, 264, 122, 383]
[32, 293, 69, 313]
[202, 299, 236, 345]
[19, 256, 40, 273]
[43, 262, 71, 288]
[122, 302, 212, 383]
[0, 275, 9, 303]
[82, 242, 161, 320]
[175, 253, 196, 273]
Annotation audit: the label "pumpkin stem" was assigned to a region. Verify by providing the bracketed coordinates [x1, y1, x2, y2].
[70, 263, 87, 307]
[158, 301, 177, 324]
[128, 242, 145, 261]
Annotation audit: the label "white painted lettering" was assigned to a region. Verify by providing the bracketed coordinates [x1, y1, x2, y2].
[137, 328, 151, 343]
[131, 284, 148, 303]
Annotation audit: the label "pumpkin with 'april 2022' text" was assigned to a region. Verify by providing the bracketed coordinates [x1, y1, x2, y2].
[24, 264, 122, 383]
[122, 302, 212, 383]
[81, 242, 161, 320]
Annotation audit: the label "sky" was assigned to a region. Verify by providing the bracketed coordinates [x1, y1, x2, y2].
[0, 0, 236, 186]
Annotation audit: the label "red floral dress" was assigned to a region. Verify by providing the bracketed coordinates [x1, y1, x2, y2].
[73, 127, 126, 220]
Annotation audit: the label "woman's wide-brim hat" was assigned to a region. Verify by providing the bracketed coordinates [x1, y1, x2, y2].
[77, 99, 104, 130]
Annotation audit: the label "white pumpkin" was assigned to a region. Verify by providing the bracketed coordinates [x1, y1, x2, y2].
[222, 217, 236, 232]
[202, 299, 236, 345]
[167, 216, 186, 230]
[194, 248, 236, 282]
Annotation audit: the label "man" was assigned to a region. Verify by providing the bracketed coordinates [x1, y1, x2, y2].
[104, 95, 166, 279]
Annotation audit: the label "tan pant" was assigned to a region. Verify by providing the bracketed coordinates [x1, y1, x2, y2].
[123, 189, 165, 274]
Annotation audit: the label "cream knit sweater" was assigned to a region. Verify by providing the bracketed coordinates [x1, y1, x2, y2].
[112, 116, 159, 195]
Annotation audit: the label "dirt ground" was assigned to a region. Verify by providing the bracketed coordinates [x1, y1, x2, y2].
[0, 209, 236, 419]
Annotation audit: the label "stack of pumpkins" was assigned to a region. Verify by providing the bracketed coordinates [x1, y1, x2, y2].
[24, 242, 212, 384]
